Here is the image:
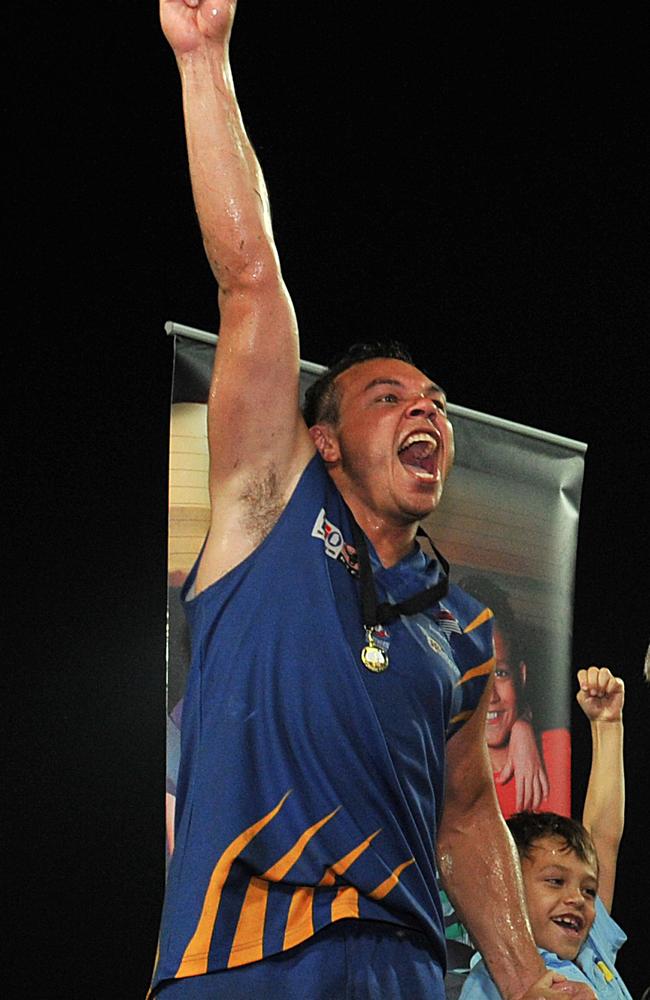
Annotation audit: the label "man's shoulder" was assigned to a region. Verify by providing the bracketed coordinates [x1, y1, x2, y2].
[189, 453, 329, 598]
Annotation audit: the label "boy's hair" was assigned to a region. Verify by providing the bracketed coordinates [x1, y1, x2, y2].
[507, 811, 599, 876]
[302, 340, 416, 428]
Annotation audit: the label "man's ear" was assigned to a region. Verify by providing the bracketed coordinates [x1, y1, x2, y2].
[309, 423, 341, 464]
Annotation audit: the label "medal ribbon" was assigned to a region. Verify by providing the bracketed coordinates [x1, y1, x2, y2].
[349, 518, 450, 628]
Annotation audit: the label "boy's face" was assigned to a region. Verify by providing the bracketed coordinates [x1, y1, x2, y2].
[521, 835, 598, 960]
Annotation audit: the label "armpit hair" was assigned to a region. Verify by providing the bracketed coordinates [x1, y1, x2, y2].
[238, 466, 286, 546]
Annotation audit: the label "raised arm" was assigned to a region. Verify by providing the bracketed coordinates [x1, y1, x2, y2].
[576, 666, 625, 913]
[161, 1, 314, 589]
[440, 679, 595, 1000]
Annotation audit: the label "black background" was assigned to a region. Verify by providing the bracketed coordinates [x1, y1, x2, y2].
[9, 3, 648, 997]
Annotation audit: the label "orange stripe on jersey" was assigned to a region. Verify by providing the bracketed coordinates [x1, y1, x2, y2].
[283, 886, 316, 951]
[227, 877, 269, 967]
[368, 858, 415, 900]
[455, 656, 495, 686]
[262, 807, 341, 882]
[463, 607, 493, 634]
[319, 829, 382, 887]
[331, 885, 359, 922]
[175, 790, 291, 978]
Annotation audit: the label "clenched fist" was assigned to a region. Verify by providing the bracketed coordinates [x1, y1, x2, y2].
[160, 0, 238, 56]
[576, 666, 624, 724]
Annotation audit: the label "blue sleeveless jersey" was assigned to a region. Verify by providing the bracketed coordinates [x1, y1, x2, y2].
[152, 455, 494, 990]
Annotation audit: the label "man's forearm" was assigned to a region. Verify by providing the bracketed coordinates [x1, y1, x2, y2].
[177, 43, 279, 291]
[441, 684, 548, 1000]
[438, 792, 545, 999]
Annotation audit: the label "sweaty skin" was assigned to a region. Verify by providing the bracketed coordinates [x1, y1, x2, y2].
[310, 358, 454, 566]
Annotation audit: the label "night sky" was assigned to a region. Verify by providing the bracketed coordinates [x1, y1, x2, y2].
[9, 4, 648, 996]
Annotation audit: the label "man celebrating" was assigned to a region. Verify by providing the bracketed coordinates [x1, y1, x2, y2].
[152, 3, 595, 998]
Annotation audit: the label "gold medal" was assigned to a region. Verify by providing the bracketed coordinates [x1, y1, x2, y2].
[361, 628, 389, 672]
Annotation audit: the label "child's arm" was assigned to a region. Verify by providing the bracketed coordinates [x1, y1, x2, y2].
[576, 666, 625, 913]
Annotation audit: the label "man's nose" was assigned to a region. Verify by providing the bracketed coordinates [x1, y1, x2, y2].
[405, 394, 438, 419]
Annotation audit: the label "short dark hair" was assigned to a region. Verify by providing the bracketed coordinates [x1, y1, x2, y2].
[302, 340, 416, 428]
[507, 811, 599, 877]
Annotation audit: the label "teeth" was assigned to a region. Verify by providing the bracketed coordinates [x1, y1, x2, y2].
[486, 712, 498, 720]
[553, 917, 580, 931]
[398, 432, 438, 453]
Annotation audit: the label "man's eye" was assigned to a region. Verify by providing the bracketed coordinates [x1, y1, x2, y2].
[584, 887, 597, 899]
[433, 399, 447, 412]
[379, 393, 398, 403]
[546, 878, 563, 886]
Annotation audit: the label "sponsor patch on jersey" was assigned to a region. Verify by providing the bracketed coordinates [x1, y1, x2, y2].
[311, 508, 359, 576]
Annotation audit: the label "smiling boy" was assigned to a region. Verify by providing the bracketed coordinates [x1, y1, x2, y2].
[517, 817, 598, 962]
[460, 668, 632, 998]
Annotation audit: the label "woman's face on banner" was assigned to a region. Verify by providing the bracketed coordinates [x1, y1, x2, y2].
[486, 627, 523, 748]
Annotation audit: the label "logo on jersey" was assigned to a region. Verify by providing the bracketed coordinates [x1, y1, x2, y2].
[433, 606, 463, 636]
[311, 508, 359, 577]
[416, 622, 458, 675]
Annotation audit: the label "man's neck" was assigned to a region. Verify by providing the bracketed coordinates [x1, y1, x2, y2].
[344, 497, 419, 568]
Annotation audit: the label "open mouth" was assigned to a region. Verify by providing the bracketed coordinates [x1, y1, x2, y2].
[551, 914, 584, 936]
[397, 432, 440, 480]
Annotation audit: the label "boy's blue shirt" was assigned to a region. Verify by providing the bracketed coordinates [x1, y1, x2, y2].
[459, 897, 632, 999]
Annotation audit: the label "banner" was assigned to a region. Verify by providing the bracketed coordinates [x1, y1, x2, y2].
[165, 325, 586, 855]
